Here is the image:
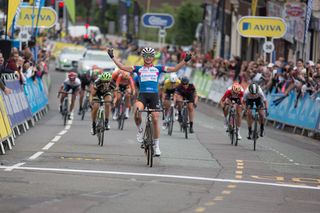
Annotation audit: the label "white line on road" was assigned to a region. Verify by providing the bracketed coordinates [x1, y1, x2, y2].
[4, 163, 26, 171]
[28, 152, 44, 160]
[51, 135, 61, 142]
[0, 165, 319, 190]
[65, 125, 71, 130]
[42, 142, 55, 150]
[58, 130, 68, 135]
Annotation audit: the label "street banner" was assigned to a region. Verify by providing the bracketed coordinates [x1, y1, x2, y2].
[0, 96, 12, 140]
[6, 0, 21, 35]
[303, 0, 313, 48]
[133, 1, 140, 37]
[119, 1, 128, 36]
[64, 0, 76, 23]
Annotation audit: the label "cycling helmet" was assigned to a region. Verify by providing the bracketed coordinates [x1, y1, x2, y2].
[122, 72, 130, 80]
[232, 83, 241, 94]
[169, 73, 178, 83]
[141, 47, 155, 57]
[68, 72, 77, 80]
[100, 72, 112, 81]
[181, 76, 189, 85]
[248, 83, 258, 94]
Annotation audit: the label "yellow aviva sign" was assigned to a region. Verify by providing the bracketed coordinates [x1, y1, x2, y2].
[237, 16, 287, 38]
[17, 6, 57, 28]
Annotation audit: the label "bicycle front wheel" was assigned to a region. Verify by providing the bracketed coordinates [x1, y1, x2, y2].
[97, 120, 104, 146]
[253, 115, 258, 151]
[183, 108, 188, 139]
[228, 114, 235, 145]
[168, 107, 174, 136]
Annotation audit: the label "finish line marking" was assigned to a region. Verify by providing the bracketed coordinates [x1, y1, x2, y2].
[0, 165, 319, 190]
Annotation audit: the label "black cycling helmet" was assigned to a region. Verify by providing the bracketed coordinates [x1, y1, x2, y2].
[181, 76, 189, 85]
[248, 83, 258, 94]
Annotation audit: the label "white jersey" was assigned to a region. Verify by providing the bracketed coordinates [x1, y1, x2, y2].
[243, 85, 266, 101]
[63, 78, 81, 87]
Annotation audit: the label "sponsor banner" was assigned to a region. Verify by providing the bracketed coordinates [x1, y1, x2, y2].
[0, 95, 12, 140]
[267, 91, 320, 130]
[24, 77, 48, 115]
[2, 80, 33, 126]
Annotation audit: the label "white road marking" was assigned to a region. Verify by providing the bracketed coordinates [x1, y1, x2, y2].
[28, 152, 44, 160]
[67, 120, 73, 125]
[1, 165, 319, 190]
[4, 163, 26, 171]
[65, 125, 71, 130]
[51, 135, 61, 142]
[58, 130, 68, 135]
[42, 142, 55, 150]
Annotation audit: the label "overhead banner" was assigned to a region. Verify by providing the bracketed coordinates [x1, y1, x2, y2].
[17, 6, 57, 28]
[6, 0, 21, 34]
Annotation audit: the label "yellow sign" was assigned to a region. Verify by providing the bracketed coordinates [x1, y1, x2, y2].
[17, 6, 57, 28]
[0, 96, 12, 139]
[237, 16, 287, 38]
[6, 0, 21, 34]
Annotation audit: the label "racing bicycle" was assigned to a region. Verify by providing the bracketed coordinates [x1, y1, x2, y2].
[227, 100, 238, 146]
[137, 106, 163, 167]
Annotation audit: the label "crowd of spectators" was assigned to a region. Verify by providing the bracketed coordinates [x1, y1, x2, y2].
[0, 35, 50, 95]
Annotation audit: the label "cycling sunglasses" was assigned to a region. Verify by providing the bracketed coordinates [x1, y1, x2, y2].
[142, 53, 155, 58]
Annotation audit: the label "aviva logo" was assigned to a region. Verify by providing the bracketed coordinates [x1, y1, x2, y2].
[237, 16, 287, 38]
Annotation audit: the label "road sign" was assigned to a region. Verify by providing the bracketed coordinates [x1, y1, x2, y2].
[16, 6, 57, 28]
[141, 13, 174, 29]
[237, 16, 287, 38]
[263, 41, 275, 53]
[18, 31, 31, 42]
[159, 29, 167, 38]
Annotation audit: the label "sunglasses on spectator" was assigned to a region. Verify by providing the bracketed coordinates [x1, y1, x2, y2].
[143, 53, 154, 58]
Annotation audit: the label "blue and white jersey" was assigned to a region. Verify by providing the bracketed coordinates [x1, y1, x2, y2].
[133, 65, 166, 93]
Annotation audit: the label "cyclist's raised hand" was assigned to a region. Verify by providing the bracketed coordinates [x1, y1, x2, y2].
[107, 48, 114, 59]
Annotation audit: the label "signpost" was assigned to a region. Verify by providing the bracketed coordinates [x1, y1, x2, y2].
[141, 13, 174, 48]
[237, 16, 287, 62]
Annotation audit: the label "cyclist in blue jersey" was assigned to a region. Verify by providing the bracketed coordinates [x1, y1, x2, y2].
[107, 47, 192, 156]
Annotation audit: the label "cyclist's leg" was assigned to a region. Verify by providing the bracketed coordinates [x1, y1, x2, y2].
[112, 91, 120, 119]
[149, 93, 161, 156]
[222, 98, 230, 128]
[60, 84, 69, 106]
[187, 99, 195, 133]
[256, 99, 265, 136]
[90, 95, 100, 135]
[104, 94, 112, 129]
[69, 86, 79, 118]
[78, 81, 86, 114]
[175, 93, 183, 122]
[246, 100, 253, 139]
[125, 86, 131, 117]
[134, 94, 145, 143]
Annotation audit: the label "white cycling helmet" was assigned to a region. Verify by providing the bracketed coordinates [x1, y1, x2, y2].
[141, 47, 155, 57]
[169, 73, 178, 83]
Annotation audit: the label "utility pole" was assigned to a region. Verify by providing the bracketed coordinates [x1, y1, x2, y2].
[219, 0, 226, 58]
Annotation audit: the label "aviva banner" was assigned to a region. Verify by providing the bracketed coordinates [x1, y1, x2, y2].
[237, 16, 287, 38]
[17, 6, 57, 28]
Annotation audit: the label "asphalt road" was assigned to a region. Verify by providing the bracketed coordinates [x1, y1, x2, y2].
[0, 65, 319, 213]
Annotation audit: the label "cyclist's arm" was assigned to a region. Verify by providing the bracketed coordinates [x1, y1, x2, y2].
[111, 57, 134, 73]
[165, 60, 187, 73]
[129, 77, 135, 94]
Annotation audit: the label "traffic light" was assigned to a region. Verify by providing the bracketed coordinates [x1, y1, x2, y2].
[58, 1, 64, 19]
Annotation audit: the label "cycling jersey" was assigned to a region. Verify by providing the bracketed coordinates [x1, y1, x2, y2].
[243, 86, 266, 102]
[175, 83, 196, 103]
[116, 74, 135, 89]
[221, 86, 244, 103]
[93, 78, 116, 98]
[133, 65, 167, 93]
[163, 79, 181, 92]
[63, 78, 81, 94]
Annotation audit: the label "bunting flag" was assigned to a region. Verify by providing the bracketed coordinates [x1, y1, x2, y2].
[6, 0, 21, 35]
[64, 0, 76, 23]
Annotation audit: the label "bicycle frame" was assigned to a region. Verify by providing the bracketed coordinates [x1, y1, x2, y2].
[117, 89, 126, 130]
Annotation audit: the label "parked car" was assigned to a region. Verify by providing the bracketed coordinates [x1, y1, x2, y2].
[78, 49, 116, 74]
[55, 47, 86, 71]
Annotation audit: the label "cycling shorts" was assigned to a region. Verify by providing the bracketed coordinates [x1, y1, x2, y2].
[165, 89, 175, 100]
[138, 93, 160, 109]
